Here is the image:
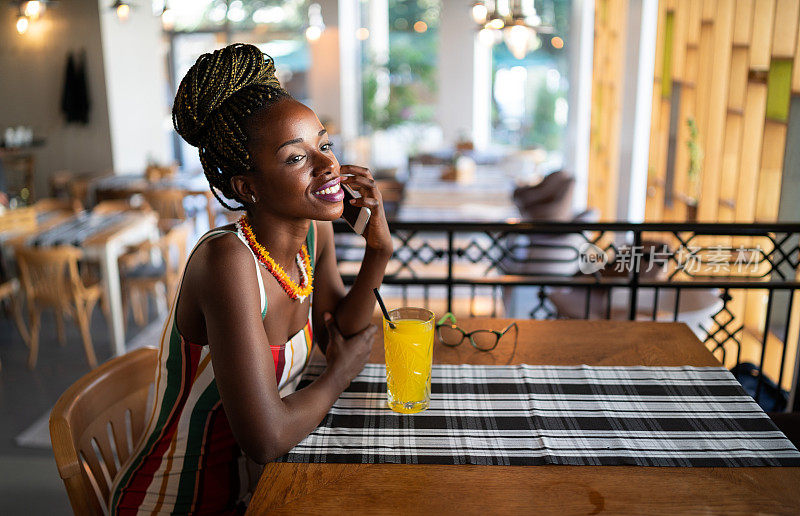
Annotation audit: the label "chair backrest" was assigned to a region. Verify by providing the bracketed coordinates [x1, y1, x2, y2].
[143, 189, 187, 221]
[160, 222, 190, 299]
[15, 245, 84, 307]
[50, 347, 157, 515]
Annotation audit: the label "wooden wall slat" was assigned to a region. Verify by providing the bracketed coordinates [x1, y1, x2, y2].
[698, 0, 736, 222]
[771, 0, 800, 57]
[755, 121, 787, 222]
[750, 0, 777, 70]
[735, 84, 769, 222]
[733, 0, 755, 45]
[671, 4, 689, 81]
[793, 4, 800, 92]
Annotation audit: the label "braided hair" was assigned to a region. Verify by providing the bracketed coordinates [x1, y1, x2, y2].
[172, 43, 290, 210]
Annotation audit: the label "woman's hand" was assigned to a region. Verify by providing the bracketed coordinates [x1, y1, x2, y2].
[340, 165, 393, 255]
[322, 312, 375, 389]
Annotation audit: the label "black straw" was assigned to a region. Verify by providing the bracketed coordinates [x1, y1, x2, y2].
[372, 288, 396, 328]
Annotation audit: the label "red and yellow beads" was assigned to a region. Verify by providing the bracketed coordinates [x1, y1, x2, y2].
[236, 215, 313, 301]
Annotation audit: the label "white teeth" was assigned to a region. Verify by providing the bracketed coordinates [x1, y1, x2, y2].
[315, 183, 340, 195]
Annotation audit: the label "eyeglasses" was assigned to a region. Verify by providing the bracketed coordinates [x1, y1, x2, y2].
[435, 313, 518, 351]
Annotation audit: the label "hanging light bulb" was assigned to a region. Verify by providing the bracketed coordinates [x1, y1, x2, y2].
[471, 2, 488, 24]
[16, 15, 30, 34]
[503, 21, 539, 59]
[486, 17, 504, 30]
[305, 3, 325, 42]
[161, 7, 176, 30]
[478, 27, 498, 46]
[112, 1, 131, 21]
[23, 1, 43, 20]
[305, 25, 322, 41]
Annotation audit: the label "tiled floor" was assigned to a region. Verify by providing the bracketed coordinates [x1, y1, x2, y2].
[0, 302, 161, 514]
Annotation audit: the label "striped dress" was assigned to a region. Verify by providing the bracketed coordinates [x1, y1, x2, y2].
[109, 223, 316, 515]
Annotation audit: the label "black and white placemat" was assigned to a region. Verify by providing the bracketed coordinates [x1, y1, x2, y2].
[278, 363, 800, 467]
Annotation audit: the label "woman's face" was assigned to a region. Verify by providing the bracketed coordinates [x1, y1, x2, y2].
[242, 98, 343, 221]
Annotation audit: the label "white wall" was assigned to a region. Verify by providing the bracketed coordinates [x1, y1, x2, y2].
[99, 2, 170, 175]
[436, 0, 477, 146]
[0, 2, 113, 198]
[307, 0, 342, 130]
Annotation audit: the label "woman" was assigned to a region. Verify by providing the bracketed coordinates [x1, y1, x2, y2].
[109, 44, 392, 514]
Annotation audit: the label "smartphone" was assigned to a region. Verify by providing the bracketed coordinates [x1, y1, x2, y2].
[341, 182, 371, 235]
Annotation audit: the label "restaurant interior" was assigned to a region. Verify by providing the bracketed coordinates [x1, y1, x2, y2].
[1, 0, 800, 513]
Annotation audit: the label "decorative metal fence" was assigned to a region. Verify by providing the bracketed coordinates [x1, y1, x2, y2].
[333, 220, 800, 412]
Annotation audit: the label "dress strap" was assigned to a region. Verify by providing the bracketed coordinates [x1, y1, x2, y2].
[232, 231, 268, 318]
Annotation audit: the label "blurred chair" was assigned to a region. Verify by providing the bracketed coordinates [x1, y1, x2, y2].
[15, 245, 105, 369]
[120, 222, 190, 327]
[512, 170, 575, 221]
[145, 163, 177, 183]
[375, 179, 405, 219]
[50, 347, 157, 515]
[143, 189, 187, 233]
[33, 197, 83, 214]
[0, 277, 29, 371]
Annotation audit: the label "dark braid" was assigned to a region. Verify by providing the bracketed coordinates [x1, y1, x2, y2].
[172, 43, 290, 210]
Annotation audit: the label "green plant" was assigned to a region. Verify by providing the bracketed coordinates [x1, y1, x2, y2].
[686, 117, 703, 199]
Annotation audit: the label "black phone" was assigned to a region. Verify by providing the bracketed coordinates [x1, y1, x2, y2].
[341, 182, 371, 235]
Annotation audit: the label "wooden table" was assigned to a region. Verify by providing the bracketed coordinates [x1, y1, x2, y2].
[248, 319, 800, 514]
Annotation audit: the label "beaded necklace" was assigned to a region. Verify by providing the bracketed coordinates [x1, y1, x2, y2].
[235, 215, 313, 302]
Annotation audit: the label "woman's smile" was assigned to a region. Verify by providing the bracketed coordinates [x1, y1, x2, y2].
[311, 177, 344, 202]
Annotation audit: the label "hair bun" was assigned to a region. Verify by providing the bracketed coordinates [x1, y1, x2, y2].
[172, 43, 283, 147]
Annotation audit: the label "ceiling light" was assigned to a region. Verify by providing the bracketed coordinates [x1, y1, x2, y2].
[23, 1, 42, 20]
[16, 15, 29, 34]
[356, 27, 369, 40]
[503, 22, 539, 59]
[111, 1, 131, 21]
[471, 2, 488, 24]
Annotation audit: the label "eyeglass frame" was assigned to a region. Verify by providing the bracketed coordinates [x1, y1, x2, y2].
[435, 312, 518, 351]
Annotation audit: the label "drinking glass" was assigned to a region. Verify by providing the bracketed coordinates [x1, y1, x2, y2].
[383, 307, 435, 414]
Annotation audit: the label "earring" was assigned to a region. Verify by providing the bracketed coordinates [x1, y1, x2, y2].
[250, 194, 257, 203]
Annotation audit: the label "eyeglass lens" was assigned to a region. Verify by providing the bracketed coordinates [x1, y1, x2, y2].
[437, 325, 464, 346]
[469, 330, 498, 351]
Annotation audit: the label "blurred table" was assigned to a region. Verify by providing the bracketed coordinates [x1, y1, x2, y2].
[3, 210, 158, 356]
[396, 164, 520, 222]
[248, 320, 800, 514]
[92, 173, 217, 226]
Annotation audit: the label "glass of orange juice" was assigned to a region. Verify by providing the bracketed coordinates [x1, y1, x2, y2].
[383, 307, 435, 414]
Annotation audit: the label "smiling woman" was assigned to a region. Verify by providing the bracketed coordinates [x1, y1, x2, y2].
[108, 44, 392, 515]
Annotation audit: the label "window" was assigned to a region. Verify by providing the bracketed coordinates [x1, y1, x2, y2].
[490, 0, 571, 158]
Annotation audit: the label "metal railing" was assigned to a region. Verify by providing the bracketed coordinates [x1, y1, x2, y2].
[333, 220, 800, 411]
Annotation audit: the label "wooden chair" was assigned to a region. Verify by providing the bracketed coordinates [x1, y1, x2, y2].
[50, 347, 157, 515]
[145, 163, 177, 183]
[15, 245, 104, 369]
[120, 222, 190, 326]
[143, 189, 187, 223]
[0, 277, 29, 371]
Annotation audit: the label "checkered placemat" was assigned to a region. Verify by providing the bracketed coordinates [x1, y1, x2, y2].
[278, 363, 800, 467]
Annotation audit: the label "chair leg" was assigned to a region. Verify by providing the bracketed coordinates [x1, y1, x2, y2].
[133, 289, 147, 327]
[75, 303, 98, 369]
[9, 295, 29, 345]
[27, 307, 41, 370]
[55, 309, 66, 346]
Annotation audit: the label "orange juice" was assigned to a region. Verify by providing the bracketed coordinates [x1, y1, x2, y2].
[383, 308, 435, 414]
